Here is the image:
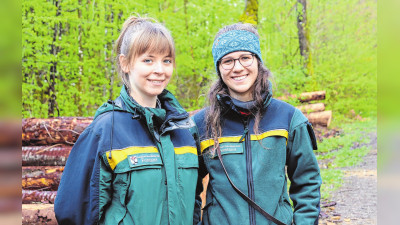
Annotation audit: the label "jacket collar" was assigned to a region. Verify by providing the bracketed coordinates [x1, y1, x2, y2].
[94, 86, 191, 133]
[216, 90, 272, 117]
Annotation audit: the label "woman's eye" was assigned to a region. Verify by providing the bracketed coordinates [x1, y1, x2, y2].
[222, 59, 233, 64]
[144, 59, 152, 63]
[164, 59, 172, 64]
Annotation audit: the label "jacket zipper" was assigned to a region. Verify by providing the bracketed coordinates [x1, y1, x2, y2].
[244, 118, 256, 225]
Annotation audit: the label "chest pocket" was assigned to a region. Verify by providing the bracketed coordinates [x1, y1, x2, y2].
[175, 147, 199, 202]
[175, 146, 199, 168]
[111, 152, 163, 189]
[105, 148, 164, 201]
[102, 150, 164, 225]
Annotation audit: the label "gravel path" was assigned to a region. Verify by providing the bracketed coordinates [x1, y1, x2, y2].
[319, 132, 377, 225]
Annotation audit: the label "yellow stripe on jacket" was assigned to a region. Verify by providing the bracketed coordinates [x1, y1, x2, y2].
[106, 146, 198, 169]
[200, 129, 288, 153]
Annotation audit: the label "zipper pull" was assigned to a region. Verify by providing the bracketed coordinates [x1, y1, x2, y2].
[239, 127, 249, 142]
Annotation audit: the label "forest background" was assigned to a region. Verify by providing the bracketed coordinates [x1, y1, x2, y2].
[22, 0, 376, 122]
[21, 0, 377, 202]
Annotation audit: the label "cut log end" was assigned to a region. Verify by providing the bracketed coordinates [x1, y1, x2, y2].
[22, 204, 57, 225]
[307, 110, 332, 127]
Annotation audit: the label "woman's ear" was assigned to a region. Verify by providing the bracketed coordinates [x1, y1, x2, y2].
[119, 54, 130, 73]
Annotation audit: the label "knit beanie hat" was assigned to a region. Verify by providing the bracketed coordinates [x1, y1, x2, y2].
[212, 30, 263, 74]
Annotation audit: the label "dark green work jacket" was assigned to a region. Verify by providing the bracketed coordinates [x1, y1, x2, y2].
[55, 87, 198, 225]
[193, 92, 321, 225]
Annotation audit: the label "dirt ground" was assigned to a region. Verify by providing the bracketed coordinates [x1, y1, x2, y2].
[319, 132, 377, 225]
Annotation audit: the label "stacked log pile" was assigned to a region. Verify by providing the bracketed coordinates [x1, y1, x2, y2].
[277, 90, 332, 127]
[22, 94, 331, 223]
[22, 117, 91, 224]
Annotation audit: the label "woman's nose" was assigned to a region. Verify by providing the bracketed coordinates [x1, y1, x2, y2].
[154, 62, 165, 73]
[232, 59, 244, 71]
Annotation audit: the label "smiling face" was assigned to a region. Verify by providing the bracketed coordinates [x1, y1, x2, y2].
[219, 51, 258, 101]
[120, 52, 173, 107]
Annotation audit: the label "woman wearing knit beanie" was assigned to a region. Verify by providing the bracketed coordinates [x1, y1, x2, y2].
[192, 23, 322, 225]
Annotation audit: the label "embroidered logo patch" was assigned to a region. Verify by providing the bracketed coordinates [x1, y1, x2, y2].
[129, 156, 138, 165]
[208, 142, 244, 158]
[127, 153, 162, 168]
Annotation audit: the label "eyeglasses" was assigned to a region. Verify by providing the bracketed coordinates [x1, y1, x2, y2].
[219, 54, 255, 70]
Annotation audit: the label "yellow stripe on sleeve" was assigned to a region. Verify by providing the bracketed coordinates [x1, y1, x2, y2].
[106, 146, 158, 170]
[200, 129, 289, 153]
[251, 129, 288, 141]
[174, 146, 197, 155]
[200, 136, 242, 153]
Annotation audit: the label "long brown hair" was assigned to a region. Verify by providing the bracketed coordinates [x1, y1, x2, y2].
[205, 23, 272, 150]
[114, 15, 175, 93]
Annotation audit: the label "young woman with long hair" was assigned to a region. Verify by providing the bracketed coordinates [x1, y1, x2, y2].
[193, 23, 322, 225]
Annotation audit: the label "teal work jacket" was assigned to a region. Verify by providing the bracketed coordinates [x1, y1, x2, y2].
[55, 87, 199, 225]
[193, 92, 321, 225]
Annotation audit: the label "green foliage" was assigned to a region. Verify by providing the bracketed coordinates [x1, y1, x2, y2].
[258, 0, 376, 120]
[22, 0, 244, 117]
[22, 0, 376, 119]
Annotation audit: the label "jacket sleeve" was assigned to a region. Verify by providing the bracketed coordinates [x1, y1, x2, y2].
[54, 123, 112, 225]
[191, 115, 208, 225]
[286, 109, 322, 225]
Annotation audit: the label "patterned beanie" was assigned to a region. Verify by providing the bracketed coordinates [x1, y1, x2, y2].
[212, 29, 263, 74]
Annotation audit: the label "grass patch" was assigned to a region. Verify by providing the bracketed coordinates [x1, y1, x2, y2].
[316, 117, 376, 200]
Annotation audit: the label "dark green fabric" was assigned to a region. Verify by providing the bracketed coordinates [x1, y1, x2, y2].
[193, 101, 321, 225]
[95, 86, 197, 225]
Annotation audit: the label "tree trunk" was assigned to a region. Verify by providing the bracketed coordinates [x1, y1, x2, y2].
[48, 0, 61, 117]
[22, 190, 57, 204]
[296, 0, 313, 75]
[299, 91, 326, 102]
[239, 0, 259, 25]
[22, 117, 93, 145]
[22, 204, 57, 225]
[276, 91, 326, 102]
[22, 145, 72, 166]
[307, 110, 332, 127]
[22, 166, 64, 190]
[296, 103, 325, 113]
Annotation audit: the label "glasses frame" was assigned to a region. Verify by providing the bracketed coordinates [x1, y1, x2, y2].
[219, 53, 256, 70]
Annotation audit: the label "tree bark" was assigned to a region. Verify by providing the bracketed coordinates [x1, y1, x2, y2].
[22, 166, 64, 190]
[22, 145, 72, 166]
[48, 0, 61, 117]
[22, 204, 57, 225]
[299, 91, 326, 102]
[276, 91, 326, 102]
[296, 0, 313, 74]
[22, 117, 93, 145]
[296, 103, 325, 113]
[239, 0, 259, 25]
[307, 110, 332, 127]
[22, 190, 57, 204]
